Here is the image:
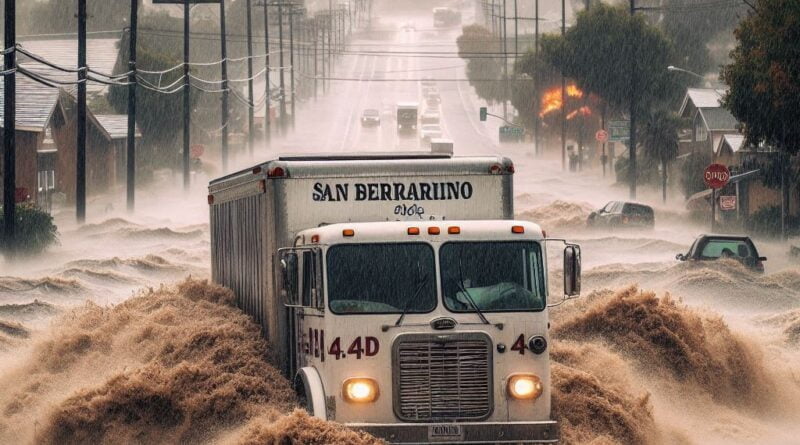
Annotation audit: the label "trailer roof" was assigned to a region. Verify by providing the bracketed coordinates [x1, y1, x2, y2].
[209, 154, 513, 186]
[278, 152, 451, 161]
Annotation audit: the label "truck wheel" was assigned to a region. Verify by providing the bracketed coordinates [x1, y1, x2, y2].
[294, 367, 328, 420]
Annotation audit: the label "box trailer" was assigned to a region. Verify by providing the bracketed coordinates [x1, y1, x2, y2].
[208, 153, 580, 444]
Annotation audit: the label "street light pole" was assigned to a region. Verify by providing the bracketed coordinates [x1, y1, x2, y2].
[182, 0, 191, 191]
[127, 0, 138, 211]
[561, 0, 566, 171]
[3, 0, 15, 252]
[219, 0, 229, 172]
[262, 0, 271, 144]
[534, 0, 540, 157]
[246, 0, 255, 156]
[277, 2, 286, 131]
[629, 0, 637, 199]
[77, 0, 87, 222]
[289, 6, 295, 129]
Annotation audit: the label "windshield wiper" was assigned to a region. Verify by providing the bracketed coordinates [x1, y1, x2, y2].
[384, 274, 429, 331]
[456, 258, 495, 327]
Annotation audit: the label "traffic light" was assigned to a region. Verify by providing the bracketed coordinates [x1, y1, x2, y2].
[479, 107, 487, 121]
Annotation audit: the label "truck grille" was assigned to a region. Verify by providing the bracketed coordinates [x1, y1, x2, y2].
[393, 333, 492, 421]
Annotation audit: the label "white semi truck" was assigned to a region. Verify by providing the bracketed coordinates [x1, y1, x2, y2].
[208, 153, 581, 444]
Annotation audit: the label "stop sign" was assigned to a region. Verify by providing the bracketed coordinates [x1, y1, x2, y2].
[595, 129, 608, 142]
[704, 164, 731, 189]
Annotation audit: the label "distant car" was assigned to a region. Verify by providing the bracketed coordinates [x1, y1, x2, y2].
[587, 201, 654, 228]
[361, 108, 380, 127]
[421, 110, 440, 124]
[425, 94, 441, 108]
[420, 77, 436, 87]
[401, 21, 416, 32]
[420, 124, 443, 141]
[676, 235, 766, 273]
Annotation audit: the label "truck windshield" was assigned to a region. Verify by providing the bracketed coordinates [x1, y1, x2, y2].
[327, 243, 436, 314]
[440, 241, 545, 312]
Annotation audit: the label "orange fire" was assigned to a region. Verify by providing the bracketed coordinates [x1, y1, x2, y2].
[566, 106, 592, 120]
[539, 84, 585, 118]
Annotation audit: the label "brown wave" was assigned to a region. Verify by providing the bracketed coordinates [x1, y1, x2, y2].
[110, 227, 204, 241]
[233, 409, 384, 445]
[0, 320, 30, 339]
[516, 200, 594, 232]
[757, 309, 800, 344]
[0, 276, 84, 294]
[0, 279, 300, 444]
[0, 300, 59, 321]
[64, 255, 182, 273]
[553, 286, 777, 410]
[75, 218, 141, 235]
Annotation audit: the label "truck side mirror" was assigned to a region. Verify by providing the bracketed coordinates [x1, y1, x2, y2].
[675, 253, 685, 261]
[564, 245, 581, 297]
[281, 252, 299, 305]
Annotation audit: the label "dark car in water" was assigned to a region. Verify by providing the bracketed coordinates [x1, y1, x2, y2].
[587, 201, 655, 228]
[676, 235, 766, 272]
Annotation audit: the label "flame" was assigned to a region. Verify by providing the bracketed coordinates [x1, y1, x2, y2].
[539, 84, 585, 118]
[566, 106, 592, 120]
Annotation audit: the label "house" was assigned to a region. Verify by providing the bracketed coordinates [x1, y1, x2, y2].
[0, 76, 64, 208]
[678, 88, 739, 157]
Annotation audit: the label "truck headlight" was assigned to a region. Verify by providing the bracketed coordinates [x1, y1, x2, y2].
[342, 378, 379, 403]
[507, 374, 543, 400]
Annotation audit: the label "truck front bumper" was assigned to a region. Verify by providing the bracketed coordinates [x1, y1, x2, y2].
[348, 420, 558, 444]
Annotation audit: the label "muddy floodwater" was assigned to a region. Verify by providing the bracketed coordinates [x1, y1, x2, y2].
[1, 146, 799, 445]
[1, 3, 798, 444]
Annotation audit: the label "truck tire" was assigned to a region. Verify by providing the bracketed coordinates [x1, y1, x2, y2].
[294, 367, 328, 420]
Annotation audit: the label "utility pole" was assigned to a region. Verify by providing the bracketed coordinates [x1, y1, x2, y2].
[246, 0, 255, 156]
[502, 0, 507, 121]
[262, 0, 271, 143]
[182, 0, 190, 191]
[534, 0, 540, 157]
[219, 0, 229, 172]
[77, 0, 87, 223]
[277, 2, 286, 130]
[127, 0, 138, 211]
[629, 0, 637, 199]
[513, 0, 518, 58]
[561, 0, 567, 171]
[3, 0, 15, 252]
[313, 18, 318, 99]
[289, 7, 295, 128]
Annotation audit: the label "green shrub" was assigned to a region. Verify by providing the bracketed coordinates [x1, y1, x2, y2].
[0, 204, 59, 255]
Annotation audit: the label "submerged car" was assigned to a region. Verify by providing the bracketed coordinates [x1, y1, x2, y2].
[361, 108, 380, 127]
[587, 201, 654, 228]
[676, 235, 766, 272]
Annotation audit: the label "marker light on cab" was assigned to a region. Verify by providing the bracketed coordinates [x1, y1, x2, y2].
[343, 378, 379, 403]
[507, 374, 543, 400]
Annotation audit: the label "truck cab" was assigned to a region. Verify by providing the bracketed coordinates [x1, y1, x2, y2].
[280, 220, 580, 443]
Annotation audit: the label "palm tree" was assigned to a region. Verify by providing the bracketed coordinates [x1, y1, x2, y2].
[642, 109, 681, 203]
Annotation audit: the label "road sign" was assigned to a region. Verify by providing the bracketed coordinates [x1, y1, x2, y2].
[499, 126, 524, 143]
[595, 129, 608, 142]
[719, 195, 737, 211]
[479, 107, 487, 122]
[190, 144, 205, 159]
[608, 120, 629, 142]
[704, 164, 731, 189]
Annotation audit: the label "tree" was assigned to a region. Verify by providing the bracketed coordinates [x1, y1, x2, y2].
[456, 25, 506, 104]
[641, 109, 681, 203]
[541, 4, 682, 115]
[721, 0, 800, 239]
